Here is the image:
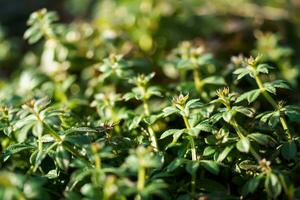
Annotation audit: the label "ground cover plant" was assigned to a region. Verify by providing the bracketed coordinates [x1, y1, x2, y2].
[1, 1, 300, 199]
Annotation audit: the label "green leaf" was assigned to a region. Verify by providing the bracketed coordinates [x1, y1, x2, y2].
[129, 115, 142, 130]
[45, 169, 59, 179]
[242, 176, 262, 196]
[205, 135, 218, 145]
[144, 113, 164, 125]
[160, 129, 184, 139]
[264, 80, 290, 95]
[33, 143, 58, 171]
[185, 160, 199, 175]
[166, 158, 185, 172]
[197, 178, 228, 193]
[284, 105, 300, 122]
[222, 111, 233, 122]
[233, 68, 251, 80]
[3, 144, 35, 162]
[163, 106, 178, 117]
[200, 160, 219, 175]
[257, 63, 273, 74]
[68, 168, 93, 190]
[197, 53, 213, 65]
[264, 84, 276, 94]
[185, 99, 202, 109]
[217, 145, 234, 162]
[239, 160, 258, 171]
[235, 89, 260, 104]
[187, 127, 201, 137]
[33, 150, 48, 171]
[64, 127, 98, 135]
[142, 179, 168, 198]
[55, 145, 71, 170]
[281, 141, 297, 160]
[201, 76, 226, 85]
[236, 137, 250, 153]
[194, 122, 214, 133]
[123, 92, 135, 101]
[258, 111, 280, 127]
[203, 146, 216, 156]
[265, 173, 282, 199]
[34, 96, 51, 112]
[270, 80, 290, 90]
[234, 106, 255, 117]
[32, 121, 43, 137]
[247, 133, 276, 146]
[146, 86, 162, 98]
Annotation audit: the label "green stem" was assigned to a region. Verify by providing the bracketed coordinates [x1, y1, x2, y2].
[183, 116, 191, 129]
[38, 131, 42, 151]
[36, 113, 89, 164]
[135, 166, 146, 200]
[193, 69, 203, 92]
[231, 118, 261, 162]
[143, 100, 150, 116]
[34, 112, 61, 142]
[36, 113, 90, 164]
[137, 167, 145, 191]
[255, 76, 292, 140]
[143, 99, 158, 151]
[62, 141, 90, 165]
[109, 105, 121, 134]
[183, 116, 197, 196]
[43, 122, 62, 142]
[193, 69, 208, 102]
[223, 100, 262, 162]
[91, 144, 101, 170]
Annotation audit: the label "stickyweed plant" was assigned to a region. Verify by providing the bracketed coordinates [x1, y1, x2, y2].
[167, 41, 226, 101]
[1, 8, 300, 200]
[124, 73, 161, 151]
[162, 93, 219, 198]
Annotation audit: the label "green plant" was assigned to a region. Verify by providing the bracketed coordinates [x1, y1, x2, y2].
[1, 6, 300, 200]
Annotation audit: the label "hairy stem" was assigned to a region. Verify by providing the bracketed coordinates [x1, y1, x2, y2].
[183, 115, 197, 195]
[255, 76, 292, 140]
[143, 99, 158, 151]
[91, 144, 101, 170]
[38, 115, 90, 165]
[135, 166, 146, 200]
[230, 118, 261, 162]
[108, 105, 121, 134]
[193, 69, 208, 102]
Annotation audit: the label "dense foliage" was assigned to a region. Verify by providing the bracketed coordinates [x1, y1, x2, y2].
[1, 1, 300, 200]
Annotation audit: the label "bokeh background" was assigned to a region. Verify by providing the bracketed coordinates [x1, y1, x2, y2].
[1, 0, 300, 86]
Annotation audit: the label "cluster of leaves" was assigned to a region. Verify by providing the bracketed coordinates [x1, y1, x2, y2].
[1, 6, 300, 200]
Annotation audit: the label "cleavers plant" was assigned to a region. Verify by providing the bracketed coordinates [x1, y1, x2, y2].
[1, 8, 300, 200]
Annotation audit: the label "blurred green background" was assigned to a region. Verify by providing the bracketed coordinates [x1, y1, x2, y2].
[1, 0, 300, 84]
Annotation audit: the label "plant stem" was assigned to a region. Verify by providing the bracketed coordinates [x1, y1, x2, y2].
[255, 76, 292, 140]
[183, 115, 197, 196]
[38, 132, 42, 151]
[62, 142, 90, 165]
[193, 69, 203, 92]
[137, 167, 145, 191]
[193, 69, 208, 102]
[43, 122, 62, 142]
[91, 144, 101, 170]
[40, 117, 90, 165]
[108, 105, 121, 134]
[135, 166, 145, 200]
[143, 99, 158, 151]
[143, 99, 150, 116]
[231, 118, 261, 162]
